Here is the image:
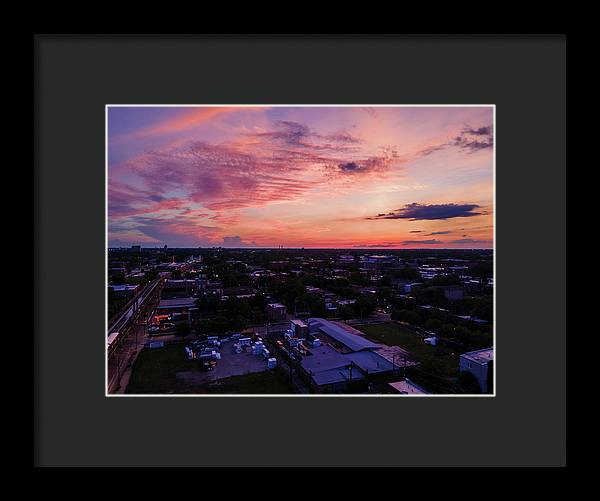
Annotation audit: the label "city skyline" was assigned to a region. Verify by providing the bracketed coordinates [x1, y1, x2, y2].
[108, 105, 494, 249]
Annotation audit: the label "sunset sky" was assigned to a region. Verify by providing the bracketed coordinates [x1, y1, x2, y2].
[108, 106, 493, 249]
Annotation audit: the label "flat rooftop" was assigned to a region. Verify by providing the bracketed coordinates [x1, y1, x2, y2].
[461, 348, 494, 365]
[157, 297, 197, 309]
[308, 318, 381, 352]
[222, 287, 257, 296]
[109, 284, 138, 292]
[389, 380, 429, 394]
[300, 336, 393, 386]
[291, 319, 308, 327]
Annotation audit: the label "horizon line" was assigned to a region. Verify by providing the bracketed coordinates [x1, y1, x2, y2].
[108, 246, 493, 250]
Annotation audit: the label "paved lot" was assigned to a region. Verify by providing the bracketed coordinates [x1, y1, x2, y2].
[176, 341, 269, 386]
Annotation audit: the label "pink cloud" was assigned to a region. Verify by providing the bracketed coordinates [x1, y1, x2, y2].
[129, 106, 267, 138]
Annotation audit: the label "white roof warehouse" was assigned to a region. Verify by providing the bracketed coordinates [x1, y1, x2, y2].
[298, 318, 398, 393]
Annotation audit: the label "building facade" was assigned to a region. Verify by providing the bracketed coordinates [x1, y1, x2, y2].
[459, 348, 494, 393]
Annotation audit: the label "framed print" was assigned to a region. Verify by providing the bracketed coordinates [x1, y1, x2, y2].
[35, 34, 566, 467]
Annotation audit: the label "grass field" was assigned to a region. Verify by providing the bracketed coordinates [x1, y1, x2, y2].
[189, 370, 293, 394]
[126, 343, 195, 394]
[355, 323, 464, 393]
[126, 343, 293, 394]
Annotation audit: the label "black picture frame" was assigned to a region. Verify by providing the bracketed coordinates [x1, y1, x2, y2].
[34, 34, 566, 467]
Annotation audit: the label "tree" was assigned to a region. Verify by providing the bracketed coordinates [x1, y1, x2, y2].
[470, 262, 493, 284]
[471, 296, 493, 322]
[349, 272, 368, 286]
[458, 370, 482, 394]
[454, 326, 472, 345]
[354, 296, 376, 318]
[403, 310, 421, 325]
[450, 297, 475, 316]
[430, 274, 461, 286]
[392, 267, 421, 280]
[439, 323, 455, 342]
[110, 272, 126, 285]
[376, 286, 393, 304]
[339, 305, 355, 322]
[195, 294, 220, 314]
[221, 271, 251, 288]
[301, 293, 326, 317]
[390, 308, 402, 321]
[414, 287, 448, 308]
[175, 321, 190, 338]
[392, 309, 421, 325]
[424, 318, 442, 333]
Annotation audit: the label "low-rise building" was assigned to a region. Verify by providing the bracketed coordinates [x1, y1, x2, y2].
[290, 319, 309, 338]
[441, 285, 464, 301]
[266, 303, 287, 321]
[162, 279, 198, 299]
[388, 379, 429, 394]
[404, 282, 423, 293]
[199, 280, 223, 297]
[460, 348, 494, 393]
[156, 297, 197, 316]
[221, 287, 257, 299]
[108, 284, 138, 297]
[360, 254, 398, 269]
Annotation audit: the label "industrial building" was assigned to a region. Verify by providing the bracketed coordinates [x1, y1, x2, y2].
[156, 297, 197, 315]
[291, 318, 399, 393]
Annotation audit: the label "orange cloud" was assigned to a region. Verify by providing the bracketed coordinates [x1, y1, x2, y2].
[134, 106, 267, 137]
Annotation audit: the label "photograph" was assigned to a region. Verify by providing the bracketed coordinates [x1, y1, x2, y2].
[106, 105, 495, 396]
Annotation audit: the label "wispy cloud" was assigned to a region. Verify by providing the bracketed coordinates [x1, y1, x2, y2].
[418, 123, 493, 156]
[132, 107, 265, 138]
[448, 238, 492, 244]
[402, 239, 442, 246]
